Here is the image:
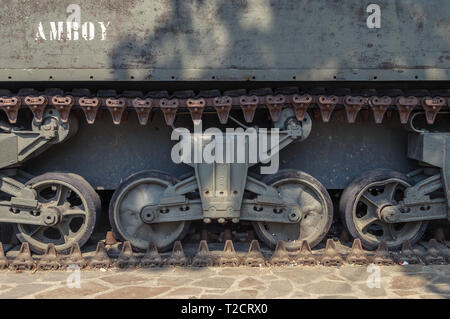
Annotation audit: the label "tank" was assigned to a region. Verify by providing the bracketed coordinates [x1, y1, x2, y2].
[0, 0, 449, 266]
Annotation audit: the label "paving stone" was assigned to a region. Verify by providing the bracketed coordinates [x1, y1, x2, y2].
[0, 284, 51, 299]
[393, 290, 420, 297]
[271, 269, 322, 285]
[326, 274, 346, 281]
[356, 283, 387, 297]
[34, 282, 109, 299]
[318, 295, 359, 299]
[390, 274, 435, 290]
[303, 281, 352, 295]
[100, 274, 148, 286]
[159, 287, 204, 297]
[338, 266, 370, 282]
[420, 294, 449, 299]
[238, 277, 265, 288]
[264, 280, 293, 298]
[192, 276, 235, 289]
[95, 286, 171, 299]
[157, 276, 192, 287]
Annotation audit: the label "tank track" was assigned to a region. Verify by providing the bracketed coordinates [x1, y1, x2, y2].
[1, 87, 449, 126]
[1, 236, 449, 271]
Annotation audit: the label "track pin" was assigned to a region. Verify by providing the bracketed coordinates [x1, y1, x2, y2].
[317, 95, 338, 122]
[117, 241, 138, 269]
[213, 96, 232, 124]
[141, 243, 164, 268]
[132, 98, 153, 125]
[269, 241, 291, 266]
[88, 242, 111, 269]
[24, 95, 48, 123]
[0, 243, 9, 270]
[37, 243, 60, 271]
[423, 239, 447, 265]
[166, 241, 188, 266]
[265, 95, 285, 122]
[218, 240, 240, 267]
[61, 243, 87, 269]
[372, 241, 394, 266]
[319, 239, 343, 267]
[10, 242, 35, 271]
[243, 240, 266, 267]
[346, 239, 369, 266]
[239, 96, 258, 123]
[78, 97, 100, 124]
[291, 94, 312, 121]
[192, 240, 213, 267]
[295, 240, 317, 266]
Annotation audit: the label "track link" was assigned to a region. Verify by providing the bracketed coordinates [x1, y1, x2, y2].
[1, 238, 449, 271]
[1, 87, 449, 126]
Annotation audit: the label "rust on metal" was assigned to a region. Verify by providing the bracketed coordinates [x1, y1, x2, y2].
[37, 243, 60, 270]
[51, 96, 74, 123]
[319, 239, 343, 266]
[166, 241, 188, 266]
[217, 240, 240, 267]
[317, 95, 338, 122]
[346, 239, 369, 265]
[291, 94, 312, 121]
[295, 240, 316, 266]
[132, 98, 153, 125]
[343, 96, 365, 123]
[192, 240, 213, 267]
[372, 241, 394, 266]
[105, 231, 117, 246]
[213, 96, 232, 124]
[117, 241, 138, 269]
[395, 96, 418, 124]
[78, 97, 100, 124]
[24, 95, 48, 123]
[88, 242, 111, 269]
[186, 98, 206, 123]
[10, 242, 34, 271]
[369, 96, 391, 124]
[397, 240, 422, 265]
[269, 240, 291, 266]
[243, 240, 265, 267]
[421, 96, 446, 124]
[105, 98, 126, 125]
[239, 95, 258, 123]
[141, 242, 163, 268]
[265, 95, 285, 122]
[0, 96, 21, 123]
[61, 243, 87, 269]
[160, 98, 179, 126]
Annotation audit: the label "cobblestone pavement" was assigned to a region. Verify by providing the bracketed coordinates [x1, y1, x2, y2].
[0, 265, 448, 299]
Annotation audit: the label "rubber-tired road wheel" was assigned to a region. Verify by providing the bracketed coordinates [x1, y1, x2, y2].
[14, 172, 99, 253]
[109, 170, 190, 252]
[253, 170, 333, 250]
[340, 169, 428, 250]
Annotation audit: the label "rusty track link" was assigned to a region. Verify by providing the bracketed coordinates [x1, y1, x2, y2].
[1, 88, 449, 126]
[2, 238, 448, 271]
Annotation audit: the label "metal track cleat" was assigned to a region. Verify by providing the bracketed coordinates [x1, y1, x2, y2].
[88, 242, 112, 269]
[295, 240, 317, 266]
[192, 240, 213, 267]
[141, 243, 164, 268]
[372, 241, 394, 266]
[243, 240, 266, 267]
[269, 241, 291, 266]
[423, 239, 447, 265]
[166, 241, 188, 266]
[397, 240, 422, 265]
[61, 243, 87, 269]
[11, 242, 35, 271]
[37, 243, 60, 270]
[346, 239, 369, 265]
[217, 240, 240, 267]
[117, 241, 138, 269]
[320, 239, 343, 266]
